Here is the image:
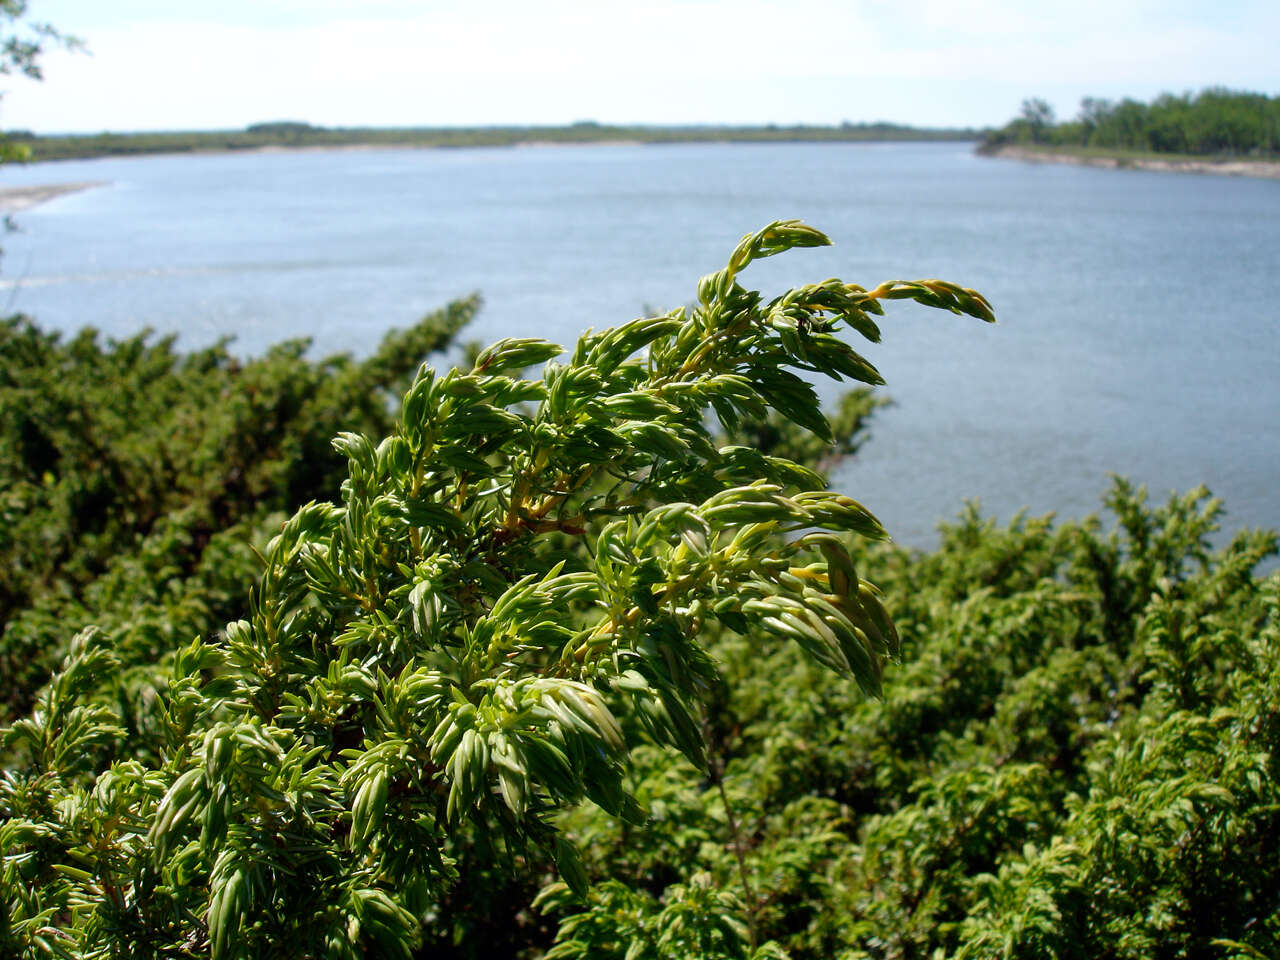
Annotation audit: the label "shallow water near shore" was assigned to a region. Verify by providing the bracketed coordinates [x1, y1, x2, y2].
[2, 141, 1277, 552]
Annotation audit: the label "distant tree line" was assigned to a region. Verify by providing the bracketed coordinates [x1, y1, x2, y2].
[984, 88, 1280, 158]
[2, 120, 980, 162]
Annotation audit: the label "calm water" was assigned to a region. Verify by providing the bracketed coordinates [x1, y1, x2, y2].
[3, 142, 1277, 550]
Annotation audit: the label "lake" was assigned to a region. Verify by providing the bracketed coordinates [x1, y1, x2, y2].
[2, 142, 1277, 551]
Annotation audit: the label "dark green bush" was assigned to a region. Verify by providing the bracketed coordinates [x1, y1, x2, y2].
[0, 222, 999, 957]
[2, 220, 1276, 960]
[0, 297, 478, 722]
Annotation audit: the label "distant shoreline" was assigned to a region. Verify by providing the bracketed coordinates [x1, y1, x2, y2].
[7, 123, 980, 163]
[252, 139, 650, 153]
[981, 144, 1280, 180]
[0, 180, 107, 212]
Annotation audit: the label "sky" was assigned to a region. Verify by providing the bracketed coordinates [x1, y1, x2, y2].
[3, 0, 1278, 134]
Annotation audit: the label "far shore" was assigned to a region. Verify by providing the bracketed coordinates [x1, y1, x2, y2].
[0, 180, 107, 212]
[13, 123, 980, 163]
[253, 138, 649, 153]
[982, 144, 1280, 180]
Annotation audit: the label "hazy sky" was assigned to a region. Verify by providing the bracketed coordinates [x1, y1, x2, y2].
[4, 0, 1278, 133]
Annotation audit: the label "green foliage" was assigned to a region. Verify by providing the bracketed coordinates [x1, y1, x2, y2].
[545, 482, 1279, 960]
[0, 1, 76, 81]
[985, 87, 1280, 158]
[728, 387, 886, 482]
[0, 221, 997, 957]
[0, 1, 81, 162]
[536, 875, 789, 960]
[3, 218, 1276, 959]
[0, 297, 478, 722]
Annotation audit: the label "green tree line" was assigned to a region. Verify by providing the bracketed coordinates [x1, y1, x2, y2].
[3, 121, 980, 163]
[1, 224, 1277, 958]
[984, 87, 1280, 157]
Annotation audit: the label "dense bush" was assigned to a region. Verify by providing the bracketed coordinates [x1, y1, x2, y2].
[548, 483, 1279, 959]
[1, 221, 1276, 959]
[0, 296, 478, 723]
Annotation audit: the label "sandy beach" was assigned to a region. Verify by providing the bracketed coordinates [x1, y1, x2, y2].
[0, 180, 107, 212]
[984, 145, 1280, 179]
